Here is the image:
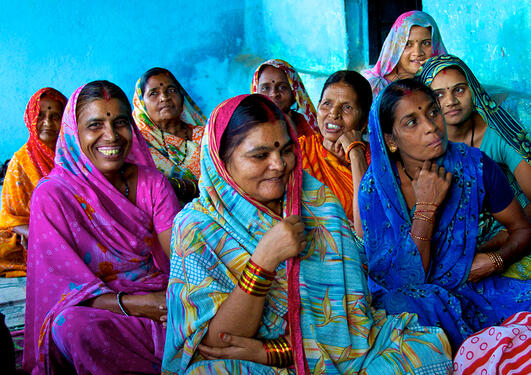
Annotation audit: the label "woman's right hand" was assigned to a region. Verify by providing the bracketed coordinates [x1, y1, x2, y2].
[411, 160, 452, 207]
[251, 215, 306, 272]
[122, 291, 167, 322]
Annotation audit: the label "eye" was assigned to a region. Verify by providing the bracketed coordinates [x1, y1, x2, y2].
[149, 90, 158, 97]
[88, 122, 103, 129]
[168, 87, 178, 94]
[455, 86, 465, 94]
[429, 108, 440, 118]
[422, 40, 432, 46]
[260, 85, 269, 92]
[405, 41, 413, 48]
[281, 145, 294, 155]
[38, 113, 45, 120]
[278, 84, 290, 92]
[52, 113, 61, 120]
[435, 91, 444, 99]
[252, 153, 268, 160]
[320, 101, 330, 107]
[405, 119, 416, 128]
[343, 104, 353, 113]
[115, 119, 130, 127]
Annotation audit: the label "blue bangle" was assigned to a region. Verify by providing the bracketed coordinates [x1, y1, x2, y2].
[116, 291, 130, 316]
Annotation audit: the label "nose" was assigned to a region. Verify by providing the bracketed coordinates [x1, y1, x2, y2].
[416, 42, 424, 56]
[270, 152, 286, 171]
[329, 105, 341, 119]
[422, 115, 439, 134]
[447, 91, 459, 106]
[102, 123, 118, 141]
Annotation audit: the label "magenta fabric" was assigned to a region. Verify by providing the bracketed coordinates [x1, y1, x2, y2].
[23, 84, 180, 373]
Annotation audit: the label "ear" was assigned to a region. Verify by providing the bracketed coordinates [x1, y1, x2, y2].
[359, 117, 369, 133]
[383, 133, 396, 149]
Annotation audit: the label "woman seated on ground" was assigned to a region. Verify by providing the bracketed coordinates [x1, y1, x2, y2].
[162, 93, 453, 374]
[359, 79, 531, 350]
[299, 70, 372, 237]
[23, 81, 180, 374]
[362, 10, 447, 97]
[133, 67, 206, 205]
[0, 88, 66, 277]
[252, 58, 319, 137]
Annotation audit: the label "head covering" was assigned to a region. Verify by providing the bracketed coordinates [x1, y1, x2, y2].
[416, 54, 531, 165]
[24, 87, 67, 176]
[132, 74, 206, 179]
[251, 59, 319, 135]
[24, 84, 170, 371]
[162, 94, 452, 374]
[359, 85, 531, 348]
[362, 11, 447, 96]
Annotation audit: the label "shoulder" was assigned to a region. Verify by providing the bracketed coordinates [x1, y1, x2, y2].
[138, 165, 170, 187]
[30, 169, 74, 209]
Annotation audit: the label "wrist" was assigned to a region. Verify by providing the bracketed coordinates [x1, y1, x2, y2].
[251, 248, 279, 273]
[120, 294, 138, 317]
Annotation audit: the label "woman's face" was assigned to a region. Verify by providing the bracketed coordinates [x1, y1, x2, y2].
[430, 68, 474, 127]
[317, 82, 364, 143]
[37, 97, 63, 149]
[397, 26, 432, 77]
[257, 66, 294, 113]
[226, 120, 295, 211]
[385, 90, 447, 164]
[143, 73, 183, 124]
[77, 98, 132, 177]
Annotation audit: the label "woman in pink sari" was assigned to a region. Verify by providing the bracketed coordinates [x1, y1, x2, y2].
[23, 81, 180, 374]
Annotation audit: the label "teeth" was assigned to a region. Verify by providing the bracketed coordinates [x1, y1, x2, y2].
[327, 123, 341, 130]
[98, 147, 120, 156]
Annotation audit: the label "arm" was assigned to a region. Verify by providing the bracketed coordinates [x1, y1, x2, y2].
[82, 291, 166, 321]
[157, 228, 172, 259]
[513, 160, 531, 217]
[202, 215, 306, 348]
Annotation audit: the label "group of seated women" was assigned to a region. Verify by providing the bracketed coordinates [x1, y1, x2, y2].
[0, 9, 528, 375]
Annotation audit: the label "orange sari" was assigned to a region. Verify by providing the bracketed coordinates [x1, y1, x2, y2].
[299, 134, 370, 223]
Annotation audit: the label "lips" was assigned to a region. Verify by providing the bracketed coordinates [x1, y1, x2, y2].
[444, 109, 461, 117]
[96, 145, 124, 160]
[427, 137, 442, 148]
[324, 122, 343, 133]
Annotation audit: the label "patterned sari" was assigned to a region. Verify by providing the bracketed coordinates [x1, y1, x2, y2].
[359, 88, 531, 350]
[23, 85, 180, 374]
[251, 59, 318, 137]
[162, 94, 452, 374]
[416, 54, 531, 280]
[361, 11, 447, 97]
[133, 76, 207, 180]
[0, 88, 66, 277]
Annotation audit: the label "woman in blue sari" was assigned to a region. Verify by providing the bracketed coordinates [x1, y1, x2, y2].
[359, 79, 531, 350]
[162, 94, 453, 374]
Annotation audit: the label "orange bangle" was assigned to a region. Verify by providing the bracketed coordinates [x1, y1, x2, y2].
[263, 337, 293, 367]
[345, 141, 366, 163]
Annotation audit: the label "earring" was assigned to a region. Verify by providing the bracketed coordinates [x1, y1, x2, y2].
[388, 144, 398, 153]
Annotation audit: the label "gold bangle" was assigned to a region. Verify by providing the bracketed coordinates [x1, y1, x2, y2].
[414, 212, 434, 222]
[486, 252, 504, 272]
[263, 337, 293, 368]
[238, 259, 276, 297]
[345, 141, 366, 163]
[412, 215, 433, 224]
[410, 232, 431, 241]
[415, 202, 439, 207]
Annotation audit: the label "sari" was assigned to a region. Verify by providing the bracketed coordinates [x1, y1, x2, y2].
[298, 133, 370, 224]
[162, 94, 452, 374]
[361, 11, 447, 97]
[251, 59, 318, 137]
[23, 84, 180, 374]
[0, 88, 66, 277]
[453, 312, 531, 375]
[416, 54, 531, 280]
[133, 76, 207, 180]
[359, 87, 531, 350]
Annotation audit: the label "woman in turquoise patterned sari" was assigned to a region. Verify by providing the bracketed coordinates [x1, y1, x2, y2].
[162, 94, 452, 374]
[359, 79, 531, 350]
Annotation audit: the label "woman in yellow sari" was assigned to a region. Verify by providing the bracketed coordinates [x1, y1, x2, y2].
[0, 87, 67, 277]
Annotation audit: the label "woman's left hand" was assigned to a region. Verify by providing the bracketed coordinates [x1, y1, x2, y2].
[337, 130, 364, 160]
[198, 333, 268, 365]
[468, 253, 496, 282]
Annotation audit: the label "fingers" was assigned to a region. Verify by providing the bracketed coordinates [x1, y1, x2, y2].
[445, 171, 452, 184]
[284, 215, 301, 224]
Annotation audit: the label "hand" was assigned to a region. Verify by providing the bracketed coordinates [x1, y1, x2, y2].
[411, 160, 452, 207]
[198, 333, 268, 365]
[252, 215, 306, 272]
[122, 290, 167, 322]
[322, 137, 345, 160]
[468, 253, 496, 282]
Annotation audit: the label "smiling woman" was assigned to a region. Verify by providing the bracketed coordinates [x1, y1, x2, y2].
[23, 81, 180, 374]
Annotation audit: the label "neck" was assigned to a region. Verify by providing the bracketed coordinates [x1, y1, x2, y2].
[446, 115, 474, 145]
[157, 118, 184, 135]
[102, 164, 126, 191]
[398, 157, 425, 181]
[265, 199, 283, 217]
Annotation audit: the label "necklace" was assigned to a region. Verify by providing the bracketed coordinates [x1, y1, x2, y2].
[120, 167, 129, 197]
[160, 124, 189, 165]
[400, 161, 415, 181]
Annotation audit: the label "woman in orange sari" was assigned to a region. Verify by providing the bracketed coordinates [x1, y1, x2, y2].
[299, 71, 372, 237]
[0, 87, 67, 277]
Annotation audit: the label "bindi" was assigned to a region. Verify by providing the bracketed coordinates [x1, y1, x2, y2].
[106, 112, 111, 116]
[418, 106, 422, 110]
[47, 106, 52, 110]
[159, 82, 163, 86]
[274, 141, 280, 148]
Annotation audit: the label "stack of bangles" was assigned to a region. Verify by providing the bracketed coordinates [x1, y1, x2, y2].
[410, 202, 438, 241]
[238, 259, 276, 297]
[345, 141, 366, 163]
[486, 251, 504, 272]
[170, 177, 198, 198]
[262, 337, 293, 367]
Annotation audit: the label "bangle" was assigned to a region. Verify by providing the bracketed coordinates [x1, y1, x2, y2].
[412, 214, 434, 223]
[238, 259, 276, 297]
[117, 292, 130, 316]
[415, 209, 437, 214]
[415, 202, 439, 207]
[345, 141, 366, 163]
[410, 232, 431, 241]
[263, 337, 293, 367]
[486, 252, 504, 272]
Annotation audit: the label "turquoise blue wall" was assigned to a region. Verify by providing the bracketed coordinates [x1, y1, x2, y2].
[1, 1, 528, 162]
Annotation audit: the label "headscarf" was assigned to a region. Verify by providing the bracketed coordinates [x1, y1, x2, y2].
[251, 59, 319, 135]
[24, 87, 67, 176]
[163, 94, 452, 374]
[416, 54, 531, 165]
[24, 84, 171, 371]
[362, 11, 447, 96]
[133, 75, 207, 180]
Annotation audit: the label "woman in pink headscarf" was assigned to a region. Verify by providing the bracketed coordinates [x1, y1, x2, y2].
[362, 11, 447, 97]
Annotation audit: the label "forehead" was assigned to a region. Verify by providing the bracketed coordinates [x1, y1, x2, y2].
[39, 97, 63, 111]
[394, 91, 434, 117]
[258, 66, 290, 84]
[408, 25, 431, 39]
[322, 82, 359, 102]
[77, 98, 129, 121]
[431, 68, 467, 89]
[145, 73, 176, 88]
[237, 120, 290, 147]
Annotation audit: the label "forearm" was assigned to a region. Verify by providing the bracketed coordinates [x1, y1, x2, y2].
[81, 293, 125, 315]
[349, 148, 368, 239]
[498, 227, 531, 266]
[12, 225, 29, 238]
[410, 210, 436, 272]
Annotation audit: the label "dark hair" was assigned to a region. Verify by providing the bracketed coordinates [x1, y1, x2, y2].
[219, 94, 287, 163]
[76, 80, 132, 119]
[379, 79, 438, 135]
[138, 67, 183, 101]
[319, 70, 373, 122]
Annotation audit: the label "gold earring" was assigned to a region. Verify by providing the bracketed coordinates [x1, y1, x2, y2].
[388, 144, 398, 153]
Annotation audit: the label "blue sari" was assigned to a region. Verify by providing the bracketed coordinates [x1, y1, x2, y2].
[162, 94, 452, 374]
[359, 89, 531, 349]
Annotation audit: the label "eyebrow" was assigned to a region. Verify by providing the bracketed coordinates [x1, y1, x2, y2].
[432, 82, 468, 91]
[245, 139, 293, 154]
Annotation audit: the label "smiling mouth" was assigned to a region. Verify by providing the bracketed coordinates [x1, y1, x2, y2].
[325, 123, 343, 132]
[97, 146, 123, 159]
